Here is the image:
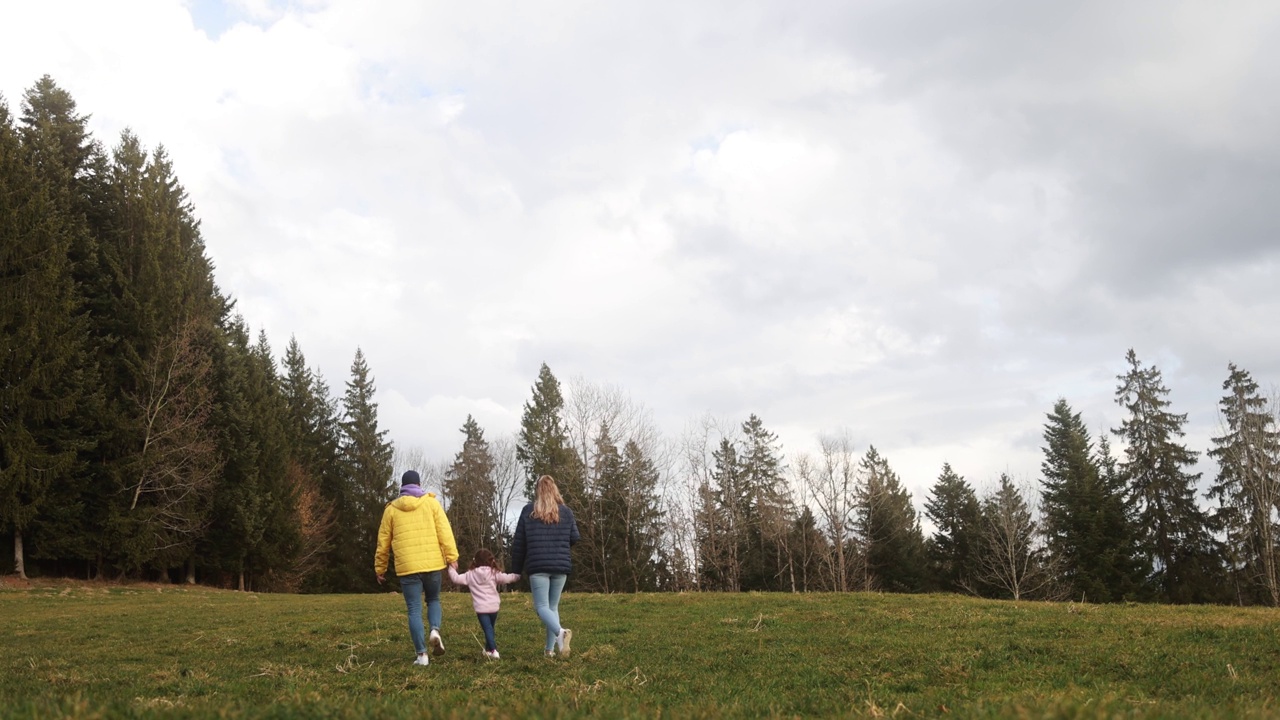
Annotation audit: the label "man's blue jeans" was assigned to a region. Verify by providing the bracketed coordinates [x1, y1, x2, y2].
[529, 573, 567, 652]
[399, 571, 442, 655]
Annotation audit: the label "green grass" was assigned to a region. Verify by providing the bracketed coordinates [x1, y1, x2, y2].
[3, 581, 1279, 718]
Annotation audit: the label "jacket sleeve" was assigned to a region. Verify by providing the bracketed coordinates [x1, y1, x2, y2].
[496, 571, 521, 585]
[374, 507, 393, 575]
[447, 566, 467, 586]
[433, 498, 459, 565]
[510, 511, 527, 574]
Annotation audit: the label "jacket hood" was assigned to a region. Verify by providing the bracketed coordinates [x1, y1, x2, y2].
[389, 492, 435, 512]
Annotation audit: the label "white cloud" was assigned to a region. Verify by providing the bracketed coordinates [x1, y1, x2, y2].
[3, 0, 1278, 506]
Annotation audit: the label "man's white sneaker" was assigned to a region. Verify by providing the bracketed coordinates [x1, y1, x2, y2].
[413, 654, 429, 666]
[429, 629, 445, 656]
[557, 628, 573, 657]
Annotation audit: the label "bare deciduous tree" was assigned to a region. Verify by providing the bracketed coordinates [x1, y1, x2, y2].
[125, 319, 221, 568]
[973, 475, 1059, 601]
[488, 435, 525, 563]
[812, 431, 860, 592]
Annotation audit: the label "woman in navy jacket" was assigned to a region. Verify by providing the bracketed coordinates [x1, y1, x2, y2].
[510, 474, 580, 657]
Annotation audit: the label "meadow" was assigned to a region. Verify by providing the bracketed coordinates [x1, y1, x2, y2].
[2, 580, 1278, 719]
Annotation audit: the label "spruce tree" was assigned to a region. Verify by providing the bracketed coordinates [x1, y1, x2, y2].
[96, 133, 224, 578]
[924, 463, 981, 594]
[14, 78, 109, 577]
[1039, 398, 1143, 602]
[0, 97, 91, 578]
[206, 327, 295, 590]
[738, 415, 791, 591]
[581, 423, 625, 592]
[855, 446, 927, 593]
[1207, 363, 1280, 605]
[443, 415, 498, 564]
[338, 348, 394, 591]
[516, 363, 581, 502]
[616, 439, 665, 591]
[709, 437, 746, 591]
[1114, 350, 1225, 603]
[276, 339, 340, 591]
[788, 505, 831, 591]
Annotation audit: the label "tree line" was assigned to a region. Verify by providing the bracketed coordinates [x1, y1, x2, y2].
[437, 354, 1279, 607]
[4, 79, 1279, 605]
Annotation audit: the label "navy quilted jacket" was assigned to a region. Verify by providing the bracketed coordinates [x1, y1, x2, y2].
[510, 503, 580, 576]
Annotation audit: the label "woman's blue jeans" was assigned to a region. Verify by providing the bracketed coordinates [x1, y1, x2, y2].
[529, 573, 567, 651]
[399, 571, 442, 655]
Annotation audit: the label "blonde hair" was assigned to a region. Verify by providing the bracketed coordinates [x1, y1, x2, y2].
[532, 475, 563, 523]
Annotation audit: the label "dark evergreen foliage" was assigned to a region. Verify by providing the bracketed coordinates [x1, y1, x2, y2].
[516, 363, 582, 502]
[855, 446, 928, 593]
[443, 415, 499, 564]
[3, 77, 1274, 605]
[1114, 350, 1226, 603]
[1039, 399, 1144, 602]
[1, 78, 372, 590]
[335, 348, 394, 592]
[924, 463, 981, 594]
[1207, 364, 1280, 606]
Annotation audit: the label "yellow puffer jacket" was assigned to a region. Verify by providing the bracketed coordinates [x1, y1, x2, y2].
[374, 493, 458, 576]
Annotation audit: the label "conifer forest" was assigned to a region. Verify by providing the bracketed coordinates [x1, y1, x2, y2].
[3, 77, 1279, 606]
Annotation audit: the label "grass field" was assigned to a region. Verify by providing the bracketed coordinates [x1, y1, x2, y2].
[2, 579, 1279, 718]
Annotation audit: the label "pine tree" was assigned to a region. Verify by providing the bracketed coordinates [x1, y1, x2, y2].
[206, 327, 295, 590]
[855, 447, 927, 593]
[924, 463, 981, 594]
[1039, 398, 1143, 602]
[516, 364, 582, 502]
[586, 425, 666, 593]
[280, 337, 343, 590]
[334, 348, 394, 591]
[616, 439, 666, 591]
[1207, 363, 1280, 606]
[738, 415, 792, 591]
[13, 78, 109, 578]
[581, 423, 625, 592]
[709, 437, 746, 591]
[0, 96, 91, 578]
[443, 415, 499, 564]
[1114, 350, 1225, 603]
[788, 505, 831, 591]
[94, 133, 225, 578]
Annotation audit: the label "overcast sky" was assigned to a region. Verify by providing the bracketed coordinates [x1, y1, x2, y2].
[4, 0, 1278, 502]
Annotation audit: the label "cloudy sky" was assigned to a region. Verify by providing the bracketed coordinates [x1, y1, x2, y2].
[3, 0, 1278, 501]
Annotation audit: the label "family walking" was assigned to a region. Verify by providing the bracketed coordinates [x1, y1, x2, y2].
[374, 470, 580, 665]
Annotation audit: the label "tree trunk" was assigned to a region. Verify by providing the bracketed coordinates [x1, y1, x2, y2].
[14, 528, 27, 580]
[185, 556, 196, 585]
[238, 568, 246, 592]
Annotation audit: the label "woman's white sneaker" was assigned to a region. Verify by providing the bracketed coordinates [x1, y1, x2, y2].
[413, 654, 429, 666]
[429, 629, 445, 656]
[557, 628, 573, 657]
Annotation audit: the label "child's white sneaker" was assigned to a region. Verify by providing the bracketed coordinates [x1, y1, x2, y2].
[484, 649, 500, 660]
[413, 654, 429, 666]
[429, 629, 445, 656]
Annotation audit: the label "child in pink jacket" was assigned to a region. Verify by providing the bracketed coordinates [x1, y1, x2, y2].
[447, 548, 521, 659]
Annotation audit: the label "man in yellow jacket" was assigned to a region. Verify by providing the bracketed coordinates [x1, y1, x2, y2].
[375, 470, 459, 666]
